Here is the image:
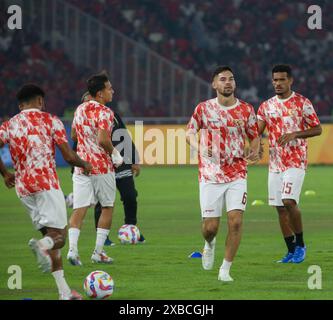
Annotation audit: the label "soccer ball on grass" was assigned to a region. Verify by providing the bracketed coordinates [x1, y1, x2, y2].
[83, 270, 114, 299]
[118, 224, 141, 244]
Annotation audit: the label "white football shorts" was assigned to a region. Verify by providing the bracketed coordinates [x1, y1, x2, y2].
[268, 168, 305, 206]
[200, 179, 247, 218]
[19, 188, 67, 230]
[73, 173, 116, 209]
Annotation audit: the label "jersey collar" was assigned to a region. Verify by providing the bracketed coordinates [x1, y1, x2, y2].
[275, 91, 295, 103]
[20, 108, 42, 113]
[215, 98, 239, 110]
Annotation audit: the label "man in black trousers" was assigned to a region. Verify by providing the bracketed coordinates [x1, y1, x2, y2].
[72, 92, 145, 245]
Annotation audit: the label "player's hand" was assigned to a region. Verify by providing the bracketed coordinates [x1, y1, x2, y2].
[258, 142, 264, 160]
[131, 164, 141, 177]
[278, 132, 297, 147]
[245, 149, 260, 164]
[111, 148, 124, 168]
[3, 172, 15, 188]
[83, 162, 93, 175]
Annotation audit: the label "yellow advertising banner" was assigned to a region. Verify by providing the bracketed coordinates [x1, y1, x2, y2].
[127, 124, 333, 165]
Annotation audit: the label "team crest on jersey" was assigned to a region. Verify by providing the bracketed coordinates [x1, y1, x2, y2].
[233, 119, 244, 126]
[287, 109, 298, 117]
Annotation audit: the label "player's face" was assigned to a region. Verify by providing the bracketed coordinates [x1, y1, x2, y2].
[100, 81, 115, 103]
[212, 71, 236, 97]
[272, 72, 293, 96]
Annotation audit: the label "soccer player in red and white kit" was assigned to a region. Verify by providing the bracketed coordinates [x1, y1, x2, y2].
[67, 72, 123, 266]
[0, 84, 92, 300]
[186, 66, 260, 281]
[257, 65, 322, 264]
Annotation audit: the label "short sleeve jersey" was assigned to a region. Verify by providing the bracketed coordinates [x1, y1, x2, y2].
[72, 100, 115, 175]
[187, 98, 259, 183]
[0, 109, 68, 197]
[257, 92, 320, 173]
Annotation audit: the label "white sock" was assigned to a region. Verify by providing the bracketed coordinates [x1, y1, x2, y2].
[52, 269, 71, 297]
[38, 236, 54, 250]
[95, 228, 110, 254]
[221, 259, 232, 273]
[204, 238, 216, 250]
[68, 228, 80, 253]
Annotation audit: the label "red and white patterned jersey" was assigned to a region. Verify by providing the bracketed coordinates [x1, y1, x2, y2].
[187, 98, 259, 183]
[72, 100, 115, 175]
[0, 109, 68, 197]
[257, 92, 320, 173]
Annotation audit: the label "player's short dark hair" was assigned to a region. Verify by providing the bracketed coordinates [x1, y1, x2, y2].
[16, 84, 45, 104]
[87, 72, 109, 97]
[272, 64, 293, 78]
[211, 66, 234, 82]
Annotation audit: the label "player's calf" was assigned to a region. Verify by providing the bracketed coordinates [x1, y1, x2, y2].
[202, 218, 219, 243]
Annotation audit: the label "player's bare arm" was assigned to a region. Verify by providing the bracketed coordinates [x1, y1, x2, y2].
[186, 130, 198, 151]
[98, 128, 114, 154]
[71, 127, 78, 142]
[98, 129, 123, 167]
[0, 142, 15, 188]
[278, 124, 322, 147]
[186, 130, 212, 157]
[57, 142, 92, 175]
[246, 136, 261, 164]
[258, 120, 266, 135]
[257, 120, 267, 159]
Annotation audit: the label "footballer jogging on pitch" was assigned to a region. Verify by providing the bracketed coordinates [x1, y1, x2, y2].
[0, 84, 92, 300]
[257, 64, 322, 264]
[186, 66, 260, 282]
[67, 72, 123, 266]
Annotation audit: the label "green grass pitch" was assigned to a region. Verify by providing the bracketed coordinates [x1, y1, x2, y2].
[0, 165, 332, 300]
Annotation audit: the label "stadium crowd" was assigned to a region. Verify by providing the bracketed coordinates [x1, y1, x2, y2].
[0, 0, 88, 120]
[68, 0, 333, 117]
[1, 0, 333, 119]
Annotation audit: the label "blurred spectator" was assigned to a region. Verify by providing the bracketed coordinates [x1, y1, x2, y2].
[0, 27, 87, 118]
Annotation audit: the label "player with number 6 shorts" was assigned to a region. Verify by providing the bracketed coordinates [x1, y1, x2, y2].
[257, 64, 322, 264]
[186, 66, 260, 282]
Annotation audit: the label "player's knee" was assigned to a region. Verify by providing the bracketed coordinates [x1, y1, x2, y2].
[56, 231, 66, 248]
[203, 223, 218, 237]
[230, 220, 242, 233]
[57, 236, 66, 248]
[282, 199, 296, 209]
[276, 207, 288, 216]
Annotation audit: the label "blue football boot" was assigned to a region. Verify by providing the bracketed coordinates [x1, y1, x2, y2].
[291, 246, 306, 263]
[138, 233, 146, 244]
[276, 252, 294, 263]
[104, 237, 115, 247]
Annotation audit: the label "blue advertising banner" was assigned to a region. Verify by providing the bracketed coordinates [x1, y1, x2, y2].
[0, 145, 12, 167]
[55, 124, 73, 167]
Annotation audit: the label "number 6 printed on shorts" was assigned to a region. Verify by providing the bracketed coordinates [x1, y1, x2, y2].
[242, 192, 247, 205]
